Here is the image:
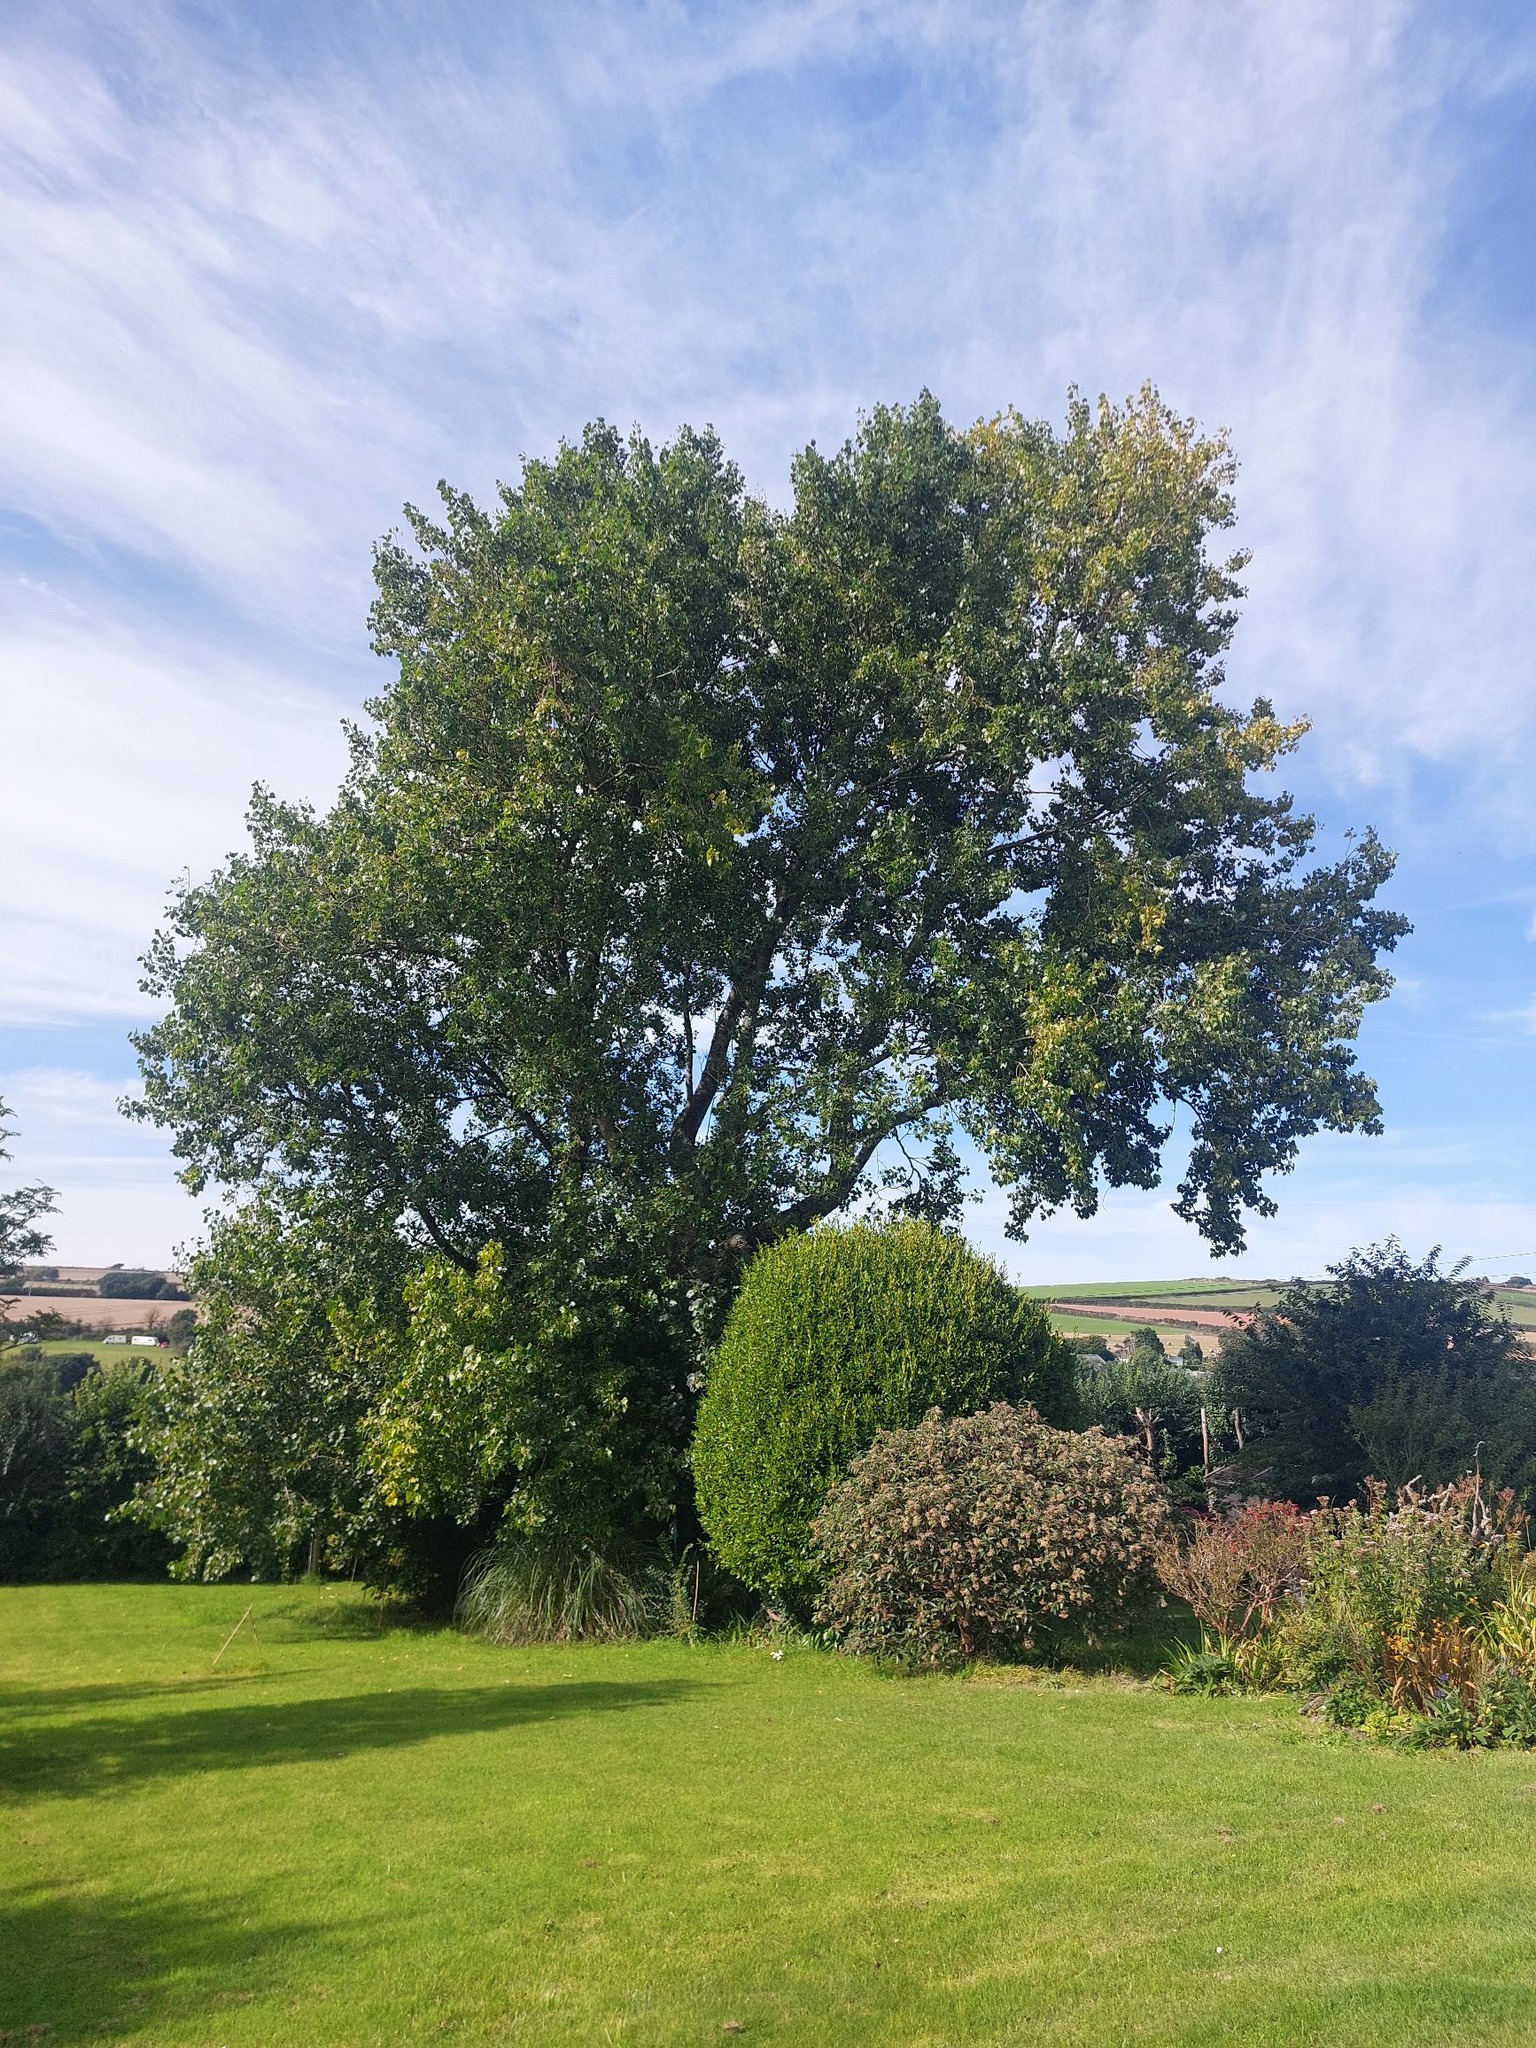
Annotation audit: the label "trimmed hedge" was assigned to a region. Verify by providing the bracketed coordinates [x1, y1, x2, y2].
[814, 1402, 1169, 1665]
[690, 1220, 1077, 1603]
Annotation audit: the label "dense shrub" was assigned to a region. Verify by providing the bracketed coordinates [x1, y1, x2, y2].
[813, 1402, 1168, 1666]
[1213, 1241, 1536, 1505]
[0, 1353, 172, 1581]
[691, 1221, 1078, 1604]
[164, 1308, 198, 1348]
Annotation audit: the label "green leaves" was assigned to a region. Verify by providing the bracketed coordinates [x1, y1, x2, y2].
[131, 390, 1408, 1549]
[691, 1220, 1077, 1604]
[1215, 1242, 1536, 1505]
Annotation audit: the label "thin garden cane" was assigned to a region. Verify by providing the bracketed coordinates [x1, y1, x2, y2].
[211, 1602, 254, 1669]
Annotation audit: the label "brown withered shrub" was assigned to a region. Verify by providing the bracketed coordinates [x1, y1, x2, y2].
[812, 1403, 1169, 1666]
[1154, 1503, 1310, 1647]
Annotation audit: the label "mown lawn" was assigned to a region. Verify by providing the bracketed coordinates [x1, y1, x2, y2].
[4, 1586, 1536, 2045]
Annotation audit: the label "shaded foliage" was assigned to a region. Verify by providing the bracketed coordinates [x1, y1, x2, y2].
[0, 1351, 172, 1581]
[1214, 1242, 1536, 1506]
[1076, 1338, 1224, 1507]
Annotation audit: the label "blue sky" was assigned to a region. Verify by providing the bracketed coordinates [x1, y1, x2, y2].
[3, 0, 1535, 1283]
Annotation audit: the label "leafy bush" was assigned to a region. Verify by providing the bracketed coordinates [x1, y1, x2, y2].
[1150, 1472, 1536, 1749]
[1299, 1476, 1516, 1655]
[164, 1308, 198, 1348]
[1166, 1641, 1240, 1695]
[692, 1221, 1078, 1604]
[0, 1354, 172, 1581]
[369, 1239, 694, 1552]
[51, 1351, 98, 1394]
[812, 1402, 1168, 1667]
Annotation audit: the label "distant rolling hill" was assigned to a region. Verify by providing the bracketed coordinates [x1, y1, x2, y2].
[1023, 1278, 1536, 1347]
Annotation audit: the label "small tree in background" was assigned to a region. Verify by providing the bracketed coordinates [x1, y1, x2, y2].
[1076, 1345, 1220, 1506]
[1214, 1242, 1536, 1506]
[0, 1094, 56, 1303]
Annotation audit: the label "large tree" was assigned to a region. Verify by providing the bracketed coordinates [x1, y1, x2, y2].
[134, 391, 1407, 1543]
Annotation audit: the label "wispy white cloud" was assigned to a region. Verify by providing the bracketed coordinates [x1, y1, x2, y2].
[3, 1, 1533, 780]
[3, 0, 1536, 1262]
[0, 1064, 202, 1264]
[1484, 998, 1536, 1035]
[0, 589, 348, 1022]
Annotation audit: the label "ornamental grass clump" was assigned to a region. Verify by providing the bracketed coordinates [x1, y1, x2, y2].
[812, 1402, 1168, 1668]
[456, 1533, 663, 1645]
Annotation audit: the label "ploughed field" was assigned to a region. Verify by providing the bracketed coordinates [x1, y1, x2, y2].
[4, 1588, 1536, 2044]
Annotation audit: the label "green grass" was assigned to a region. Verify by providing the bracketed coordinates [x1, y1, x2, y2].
[7, 1588, 1536, 2045]
[2, 1338, 173, 1367]
[1021, 1279, 1287, 1302]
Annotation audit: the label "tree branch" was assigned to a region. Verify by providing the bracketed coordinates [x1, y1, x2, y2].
[758, 1089, 947, 1246]
[673, 893, 796, 1149]
[414, 1198, 477, 1273]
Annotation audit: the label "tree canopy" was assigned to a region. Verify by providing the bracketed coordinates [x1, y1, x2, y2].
[131, 390, 1408, 1552]
[136, 392, 1403, 1272]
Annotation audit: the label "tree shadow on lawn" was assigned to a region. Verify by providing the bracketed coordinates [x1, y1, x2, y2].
[0, 1875, 331, 2045]
[0, 1676, 704, 1803]
[0, 1674, 268, 1718]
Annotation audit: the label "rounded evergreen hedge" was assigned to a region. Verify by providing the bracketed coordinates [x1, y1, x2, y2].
[691, 1219, 1077, 1604]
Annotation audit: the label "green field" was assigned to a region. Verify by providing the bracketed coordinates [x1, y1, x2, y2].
[6, 1586, 1536, 2045]
[1021, 1278, 1536, 1345]
[2, 1337, 172, 1367]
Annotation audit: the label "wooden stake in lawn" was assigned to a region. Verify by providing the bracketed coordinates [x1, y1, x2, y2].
[211, 1603, 255, 1669]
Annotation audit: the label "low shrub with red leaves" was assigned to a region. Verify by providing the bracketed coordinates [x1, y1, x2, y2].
[1154, 1503, 1309, 1647]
